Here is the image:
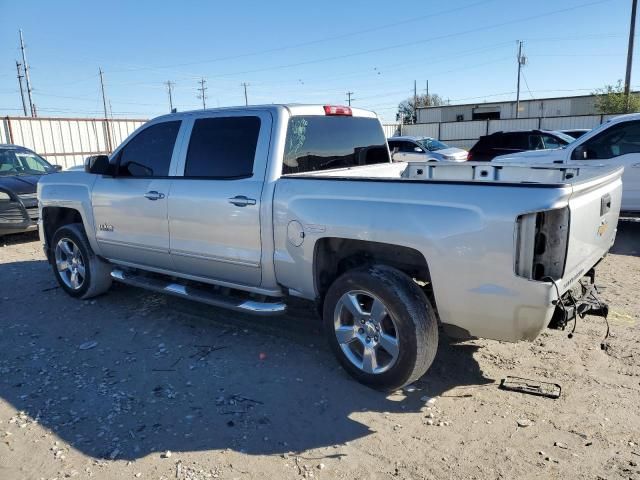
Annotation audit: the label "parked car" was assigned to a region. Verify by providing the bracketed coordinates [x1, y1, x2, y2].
[388, 136, 467, 162]
[38, 104, 621, 390]
[560, 128, 591, 139]
[0, 144, 61, 236]
[467, 129, 575, 161]
[494, 113, 640, 214]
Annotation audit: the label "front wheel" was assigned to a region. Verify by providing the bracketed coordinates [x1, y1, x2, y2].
[323, 265, 438, 391]
[51, 223, 112, 299]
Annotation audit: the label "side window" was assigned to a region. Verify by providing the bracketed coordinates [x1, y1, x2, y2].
[184, 116, 260, 178]
[388, 141, 399, 152]
[400, 141, 415, 152]
[528, 134, 544, 150]
[502, 133, 526, 149]
[117, 121, 181, 177]
[542, 135, 563, 149]
[572, 121, 640, 160]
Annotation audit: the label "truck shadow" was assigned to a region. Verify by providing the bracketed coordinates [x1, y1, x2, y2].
[610, 221, 639, 256]
[0, 258, 492, 461]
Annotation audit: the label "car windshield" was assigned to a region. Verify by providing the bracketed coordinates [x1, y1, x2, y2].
[0, 148, 55, 176]
[553, 132, 577, 145]
[416, 137, 449, 151]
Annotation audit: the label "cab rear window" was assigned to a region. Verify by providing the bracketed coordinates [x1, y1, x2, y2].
[282, 116, 389, 175]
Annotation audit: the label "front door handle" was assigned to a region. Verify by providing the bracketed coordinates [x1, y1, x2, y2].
[228, 195, 256, 207]
[144, 191, 165, 201]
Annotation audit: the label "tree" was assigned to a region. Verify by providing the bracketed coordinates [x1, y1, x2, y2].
[594, 80, 640, 114]
[397, 93, 444, 124]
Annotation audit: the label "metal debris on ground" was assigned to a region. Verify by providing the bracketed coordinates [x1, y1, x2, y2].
[499, 376, 561, 399]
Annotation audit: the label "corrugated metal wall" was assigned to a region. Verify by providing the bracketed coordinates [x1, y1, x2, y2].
[1, 116, 146, 168]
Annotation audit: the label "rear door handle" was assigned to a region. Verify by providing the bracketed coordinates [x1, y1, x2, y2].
[144, 191, 165, 201]
[228, 195, 256, 207]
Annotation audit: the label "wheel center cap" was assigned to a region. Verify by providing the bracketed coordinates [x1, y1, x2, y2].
[365, 323, 377, 337]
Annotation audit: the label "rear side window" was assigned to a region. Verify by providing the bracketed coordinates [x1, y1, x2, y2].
[185, 116, 261, 178]
[502, 133, 527, 149]
[282, 116, 389, 174]
[117, 121, 181, 177]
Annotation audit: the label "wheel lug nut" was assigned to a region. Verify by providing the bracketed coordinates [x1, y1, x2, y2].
[375, 326, 380, 331]
[374, 335, 379, 341]
[360, 319, 365, 324]
[366, 336, 371, 343]
[358, 328, 364, 334]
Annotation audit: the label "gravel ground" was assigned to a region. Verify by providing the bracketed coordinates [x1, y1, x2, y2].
[0, 223, 638, 480]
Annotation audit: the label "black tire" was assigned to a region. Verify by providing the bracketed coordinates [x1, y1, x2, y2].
[50, 223, 112, 299]
[323, 264, 438, 391]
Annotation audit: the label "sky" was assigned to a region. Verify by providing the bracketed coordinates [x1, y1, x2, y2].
[0, 0, 637, 122]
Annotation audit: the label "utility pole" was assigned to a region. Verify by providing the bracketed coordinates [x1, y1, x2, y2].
[346, 91, 354, 106]
[413, 80, 418, 123]
[99, 68, 112, 152]
[426, 80, 429, 99]
[165, 80, 175, 112]
[515, 41, 526, 119]
[625, 0, 638, 111]
[19, 29, 35, 117]
[16, 61, 28, 116]
[241, 82, 249, 106]
[197, 78, 208, 109]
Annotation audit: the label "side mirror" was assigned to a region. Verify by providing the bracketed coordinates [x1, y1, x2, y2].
[53, 165, 63, 172]
[85, 155, 115, 175]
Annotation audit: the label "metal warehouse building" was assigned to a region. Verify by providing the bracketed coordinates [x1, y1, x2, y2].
[417, 94, 601, 123]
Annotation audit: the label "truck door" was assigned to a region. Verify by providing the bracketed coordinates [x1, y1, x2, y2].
[168, 111, 272, 287]
[92, 120, 183, 270]
[570, 120, 640, 212]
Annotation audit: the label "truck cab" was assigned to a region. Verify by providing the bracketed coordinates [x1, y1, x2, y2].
[493, 113, 640, 214]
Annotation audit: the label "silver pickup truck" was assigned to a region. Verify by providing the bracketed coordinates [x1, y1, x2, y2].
[38, 104, 622, 390]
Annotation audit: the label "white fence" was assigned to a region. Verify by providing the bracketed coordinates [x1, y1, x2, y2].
[1, 116, 146, 168]
[388, 113, 623, 150]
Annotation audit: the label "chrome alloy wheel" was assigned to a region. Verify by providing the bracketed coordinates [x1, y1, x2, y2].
[333, 290, 400, 374]
[54, 237, 86, 290]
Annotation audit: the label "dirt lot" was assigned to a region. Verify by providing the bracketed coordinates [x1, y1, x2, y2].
[0, 224, 638, 480]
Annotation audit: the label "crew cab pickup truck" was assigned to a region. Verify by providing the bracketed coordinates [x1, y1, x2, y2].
[38, 104, 622, 390]
[493, 113, 640, 214]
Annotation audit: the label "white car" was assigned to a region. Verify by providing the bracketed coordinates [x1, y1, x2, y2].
[388, 136, 467, 162]
[494, 113, 640, 214]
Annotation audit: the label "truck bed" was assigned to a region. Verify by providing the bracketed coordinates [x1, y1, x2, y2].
[285, 160, 621, 187]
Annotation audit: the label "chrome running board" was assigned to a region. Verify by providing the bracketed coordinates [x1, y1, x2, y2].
[110, 269, 286, 316]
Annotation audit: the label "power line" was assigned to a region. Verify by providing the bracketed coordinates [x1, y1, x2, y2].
[106, 0, 497, 75]
[197, 78, 208, 109]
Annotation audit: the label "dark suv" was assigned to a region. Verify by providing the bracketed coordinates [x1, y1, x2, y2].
[0, 144, 60, 236]
[467, 130, 575, 161]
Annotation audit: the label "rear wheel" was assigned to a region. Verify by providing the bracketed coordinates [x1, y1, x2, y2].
[323, 265, 438, 391]
[51, 223, 112, 299]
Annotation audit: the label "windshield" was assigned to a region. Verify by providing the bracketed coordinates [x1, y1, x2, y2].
[553, 131, 577, 145]
[0, 149, 55, 176]
[416, 137, 450, 151]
